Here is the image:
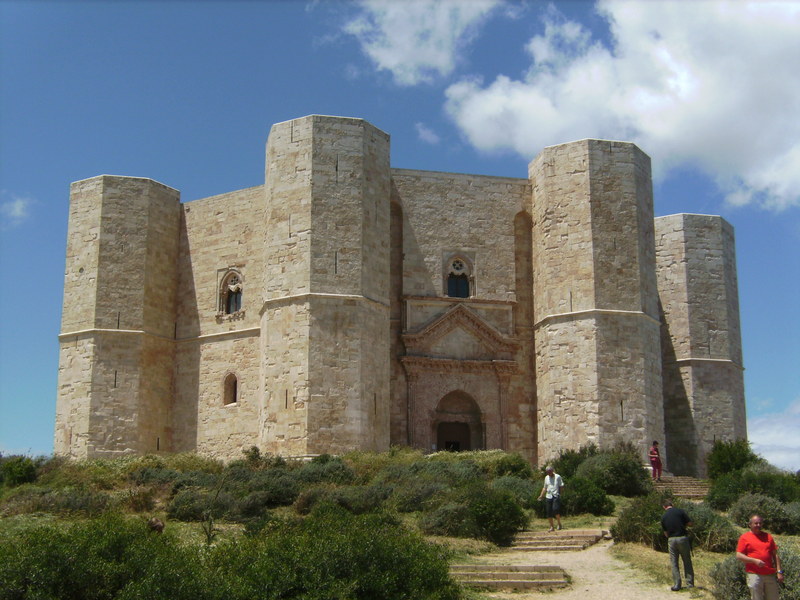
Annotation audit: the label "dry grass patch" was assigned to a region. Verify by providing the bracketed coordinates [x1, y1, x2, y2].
[611, 542, 721, 598]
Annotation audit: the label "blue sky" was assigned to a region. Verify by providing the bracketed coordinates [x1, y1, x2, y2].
[1, 0, 798, 470]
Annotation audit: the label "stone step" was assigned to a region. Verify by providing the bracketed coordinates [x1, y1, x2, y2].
[653, 476, 710, 499]
[450, 565, 569, 590]
[511, 529, 603, 551]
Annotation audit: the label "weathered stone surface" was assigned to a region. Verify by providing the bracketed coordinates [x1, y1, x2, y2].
[55, 116, 745, 475]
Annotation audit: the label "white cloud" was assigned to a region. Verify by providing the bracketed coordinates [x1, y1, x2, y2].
[0, 192, 33, 229]
[444, 1, 800, 210]
[748, 397, 800, 472]
[343, 0, 503, 86]
[415, 122, 441, 144]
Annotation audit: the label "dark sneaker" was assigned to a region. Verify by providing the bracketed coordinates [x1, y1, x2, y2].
[670, 585, 681, 591]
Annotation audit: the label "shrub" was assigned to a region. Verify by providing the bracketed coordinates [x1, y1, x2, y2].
[706, 439, 760, 480]
[549, 444, 598, 479]
[575, 450, 650, 497]
[491, 475, 538, 509]
[246, 470, 300, 506]
[684, 503, 738, 553]
[610, 492, 666, 551]
[0, 455, 38, 487]
[531, 476, 615, 517]
[420, 502, 479, 538]
[478, 452, 534, 479]
[707, 465, 800, 510]
[128, 466, 180, 486]
[728, 492, 794, 534]
[167, 488, 235, 521]
[230, 506, 461, 600]
[611, 493, 738, 553]
[711, 547, 800, 600]
[391, 479, 447, 512]
[294, 486, 333, 515]
[786, 501, 800, 533]
[295, 456, 356, 485]
[123, 486, 156, 512]
[170, 471, 221, 495]
[14, 487, 112, 516]
[465, 485, 527, 546]
[0, 513, 214, 600]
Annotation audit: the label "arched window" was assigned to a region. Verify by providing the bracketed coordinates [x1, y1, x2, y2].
[223, 373, 238, 405]
[219, 271, 243, 314]
[445, 256, 472, 298]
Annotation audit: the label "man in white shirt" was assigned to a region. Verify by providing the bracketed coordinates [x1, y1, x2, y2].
[537, 466, 564, 532]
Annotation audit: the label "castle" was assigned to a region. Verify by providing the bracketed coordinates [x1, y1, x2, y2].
[55, 115, 747, 476]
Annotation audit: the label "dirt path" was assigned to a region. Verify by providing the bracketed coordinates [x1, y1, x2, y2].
[472, 538, 696, 599]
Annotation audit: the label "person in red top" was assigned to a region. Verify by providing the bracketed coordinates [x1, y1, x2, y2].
[649, 440, 662, 481]
[736, 514, 784, 600]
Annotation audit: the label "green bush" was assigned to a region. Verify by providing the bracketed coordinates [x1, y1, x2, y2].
[574, 450, 650, 497]
[611, 493, 738, 553]
[0, 509, 460, 600]
[0, 513, 213, 600]
[531, 476, 615, 517]
[711, 547, 800, 600]
[550, 444, 599, 479]
[246, 470, 300, 505]
[11, 486, 112, 516]
[0, 455, 38, 487]
[786, 501, 800, 532]
[465, 485, 527, 545]
[167, 488, 235, 521]
[706, 439, 760, 481]
[419, 484, 526, 546]
[391, 479, 447, 512]
[478, 452, 534, 479]
[728, 492, 794, 533]
[684, 503, 738, 553]
[294, 486, 333, 515]
[295, 455, 356, 485]
[420, 502, 480, 538]
[491, 475, 537, 509]
[707, 465, 800, 510]
[610, 492, 666, 550]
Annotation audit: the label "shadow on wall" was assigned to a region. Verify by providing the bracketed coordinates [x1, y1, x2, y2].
[659, 299, 698, 476]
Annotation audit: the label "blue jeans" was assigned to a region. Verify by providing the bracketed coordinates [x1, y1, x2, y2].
[668, 536, 694, 588]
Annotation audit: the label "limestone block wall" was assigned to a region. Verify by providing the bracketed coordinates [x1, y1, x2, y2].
[56, 176, 181, 458]
[392, 170, 535, 458]
[174, 185, 266, 457]
[392, 170, 529, 300]
[531, 140, 665, 465]
[655, 214, 746, 476]
[261, 116, 391, 457]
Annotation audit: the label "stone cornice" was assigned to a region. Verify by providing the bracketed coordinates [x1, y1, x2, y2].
[59, 327, 261, 344]
[259, 292, 390, 315]
[666, 357, 745, 371]
[403, 303, 518, 355]
[534, 308, 660, 329]
[401, 355, 518, 375]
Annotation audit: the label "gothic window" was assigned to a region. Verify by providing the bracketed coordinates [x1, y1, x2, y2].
[220, 271, 243, 314]
[445, 256, 472, 298]
[223, 373, 238, 405]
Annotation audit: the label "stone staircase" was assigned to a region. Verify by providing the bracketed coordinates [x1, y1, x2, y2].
[653, 476, 710, 500]
[449, 564, 569, 591]
[511, 528, 604, 552]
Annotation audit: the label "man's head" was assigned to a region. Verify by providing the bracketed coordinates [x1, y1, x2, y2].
[748, 515, 764, 533]
[662, 499, 674, 510]
[545, 466, 554, 475]
[652, 440, 659, 446]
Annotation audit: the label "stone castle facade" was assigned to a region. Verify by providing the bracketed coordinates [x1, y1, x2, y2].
[55, 115, 747, 476]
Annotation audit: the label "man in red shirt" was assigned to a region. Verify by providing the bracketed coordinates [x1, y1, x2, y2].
[736, 514, 784, 600]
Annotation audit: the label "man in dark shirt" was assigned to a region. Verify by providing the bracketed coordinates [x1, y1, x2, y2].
[661, 499, 694, 591]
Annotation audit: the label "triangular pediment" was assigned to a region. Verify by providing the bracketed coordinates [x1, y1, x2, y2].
[402, 303, 517, 360]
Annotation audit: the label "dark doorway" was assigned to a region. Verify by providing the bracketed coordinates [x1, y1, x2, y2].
[438, 422, 471, 452]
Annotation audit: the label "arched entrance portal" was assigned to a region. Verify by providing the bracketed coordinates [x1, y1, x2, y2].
[434, 391, 483, 452]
